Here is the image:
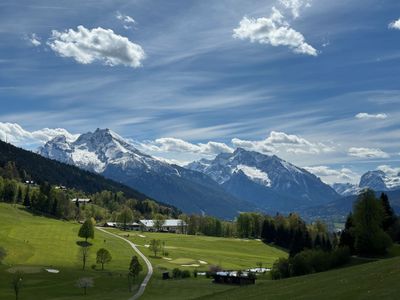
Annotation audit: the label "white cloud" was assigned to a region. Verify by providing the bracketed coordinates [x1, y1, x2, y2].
[233, 7, 317, 56]
[0, 122, 78, 149]
[376, 165, 400, 176]
[348, 147, 389, 158]
[279, 0, 312, 18]
[232, 131, 333, 155]
[47, 26, 145, 68]
[355, 112, 388, 120]
[28, 33, 41, 46]
[116, 11, 136, 29]
[139, 137, 234, 156]
[304, 165, 359, 184]
[389, 18, 400, 30]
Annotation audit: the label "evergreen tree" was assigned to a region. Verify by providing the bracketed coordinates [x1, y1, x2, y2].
[380, 193, 396, 232]
[22, 187, 30, 207]
[339, 213, 356, 254]
[353, 190, 392, 256]
[16, 187, 23, 204]
[128, 256, 143, 292]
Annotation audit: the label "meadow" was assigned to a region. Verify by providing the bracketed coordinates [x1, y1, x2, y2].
[107, 229, 288, 299]
[0, 203, 146, 300]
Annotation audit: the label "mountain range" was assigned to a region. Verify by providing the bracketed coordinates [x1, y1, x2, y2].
[38, 128, 348, 217]
[39, 128, 254, 218]
[332, 169, 400, 196]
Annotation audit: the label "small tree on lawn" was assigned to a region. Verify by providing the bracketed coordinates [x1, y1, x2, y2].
[128, 256, 143, 292]
[78, 246, 91, 271]
[153, 214, 166, 232]
[96, 248, 112, 270]
[0, 246, 7, 264]
[78, 219, 95, 242]
[76, 277, 94, 295]
[149, 239, 161, 257]
[12, 270, 24, 300]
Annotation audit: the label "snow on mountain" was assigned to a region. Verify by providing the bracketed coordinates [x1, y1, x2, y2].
[359, 169, 400, 191]
[186, 148, 339, 213]
[331, 183, 361, 196]
[39, 128, 253, 218]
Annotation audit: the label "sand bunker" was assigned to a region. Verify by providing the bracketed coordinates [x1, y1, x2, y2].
[45, 269, 60, 274]
[181, 264, 200, 267]
[198, 260, 207, 265]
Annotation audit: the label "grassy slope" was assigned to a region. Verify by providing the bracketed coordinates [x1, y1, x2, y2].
[196, 256, 400, 300]
[0, 203, 146, 300]
[107, 229, 288, 299]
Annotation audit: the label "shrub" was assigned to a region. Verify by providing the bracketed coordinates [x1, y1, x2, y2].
[330, 246, 351, 268]
[181, 270, 191, 278]
[270, 258, 290, 279]
[172, 268, 182, 279]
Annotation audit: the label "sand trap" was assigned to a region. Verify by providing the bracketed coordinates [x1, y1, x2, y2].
[144, 244, 150, 248]
[45, 269, 60, 274]
[181, 264, 200, 267]
[162, 257, 172, 261]
[198, 260, 207, 265]
[138, 234, 146, 238]
[255, 239, 261, 242]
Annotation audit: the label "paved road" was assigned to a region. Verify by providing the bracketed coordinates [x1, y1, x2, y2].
[96, 227, 153, 300]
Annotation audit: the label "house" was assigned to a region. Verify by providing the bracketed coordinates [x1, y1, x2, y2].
[103, 222, 140, 230]
[139, 219, 187, 233]
[71, 198, 92, 206]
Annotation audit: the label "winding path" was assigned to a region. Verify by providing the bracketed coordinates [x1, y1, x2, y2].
[96, 227, 153, 300]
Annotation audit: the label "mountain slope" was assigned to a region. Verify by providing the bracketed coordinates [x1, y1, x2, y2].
[360, 170, 400, 191]
[187, 148, 340, 213]
[39, 129, 254, 218]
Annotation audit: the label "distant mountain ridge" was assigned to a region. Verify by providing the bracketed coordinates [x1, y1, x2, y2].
[187, 148, 340, 213]
[39, 128, 254, 218]
[332, 169, 400, 196]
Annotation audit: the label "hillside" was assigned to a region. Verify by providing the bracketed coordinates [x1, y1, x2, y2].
[196, 255, 400, 300]
[0, 203, 147, 300]
[0, 139, 155, 202]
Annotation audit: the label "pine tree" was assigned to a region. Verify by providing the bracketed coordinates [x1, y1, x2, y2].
[380, 193, 396, 232]
[23, 187, 31, 207]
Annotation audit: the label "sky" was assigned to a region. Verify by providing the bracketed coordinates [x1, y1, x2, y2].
[0, 0, 399, 185]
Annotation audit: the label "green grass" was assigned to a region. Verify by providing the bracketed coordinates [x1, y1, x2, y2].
[0, 203, 146, 300]
[107, 229, 288, 299]
[195, 255, 400, 300]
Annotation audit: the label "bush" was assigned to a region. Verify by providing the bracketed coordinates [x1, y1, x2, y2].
[181, 270, 191, 278]
[270, 258, 290, 279]
[330, 246, 351, 268]
[172, 268, 182, 279]
[193, 269, 198, 278]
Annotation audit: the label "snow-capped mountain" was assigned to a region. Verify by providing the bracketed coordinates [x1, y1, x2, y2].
[39, 128, 254, 218]
[331, 183, 361, 196]
[359, 170, 400, 191]
[187, 148, 340, 213]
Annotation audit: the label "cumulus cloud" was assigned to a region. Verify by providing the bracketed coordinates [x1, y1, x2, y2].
[116, 11, 136, 29]
[0, 122, 78, 149]
[232, 131, 333, 155]
[348, 147, 389, 158]
[279, 0, 312, 18]
[377, 165, 400, 176]
[47, 26, 145, 68]
[304, 166, 359, 184]
[233, 7, 317, 56]
[355, 112, 387, 120]
[139, 137, 234, 156]
[389, 18, 400, 30]
[28, 33, 41, 46]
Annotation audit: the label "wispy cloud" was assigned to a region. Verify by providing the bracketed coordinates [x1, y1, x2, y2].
[27, 33, 41, 46]
[47, 26, 145, 68]
[355, 112, 388, 120]
[304, 165, 359, 184]
[279, 0, 312, 19]
[116, 11, 136, 30]
[348, 147, 389, 159]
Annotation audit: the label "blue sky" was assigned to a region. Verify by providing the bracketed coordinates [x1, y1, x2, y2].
[0, 0, 399, 184]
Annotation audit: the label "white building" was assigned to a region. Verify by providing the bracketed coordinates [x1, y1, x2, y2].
[139, 219, 187, 233]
